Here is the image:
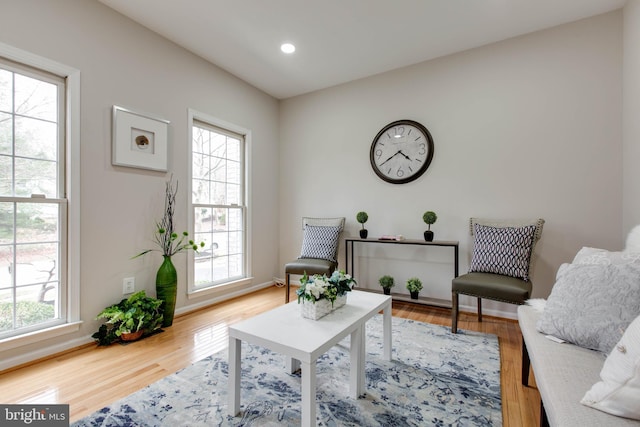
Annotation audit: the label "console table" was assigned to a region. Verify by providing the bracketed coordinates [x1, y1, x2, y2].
[345, 237, 459, 307]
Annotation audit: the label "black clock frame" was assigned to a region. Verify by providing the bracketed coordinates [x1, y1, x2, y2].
[369, 119, 434, 184]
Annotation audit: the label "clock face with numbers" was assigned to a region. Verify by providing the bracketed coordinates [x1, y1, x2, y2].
[369, 120, 434, 184]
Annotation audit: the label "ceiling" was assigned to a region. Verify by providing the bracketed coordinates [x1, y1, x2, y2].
[98, 0, 626, 100]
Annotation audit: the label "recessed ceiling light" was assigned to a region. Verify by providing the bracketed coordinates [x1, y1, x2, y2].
[281, 43, 296, 54]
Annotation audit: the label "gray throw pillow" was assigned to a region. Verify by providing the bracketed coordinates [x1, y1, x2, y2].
[572, 246, 640, 266]
[299, 225, 341, 262]
[537, 263, 640, 354]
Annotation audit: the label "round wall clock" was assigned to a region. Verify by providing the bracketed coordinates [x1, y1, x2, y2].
[369, 119, 434, 184]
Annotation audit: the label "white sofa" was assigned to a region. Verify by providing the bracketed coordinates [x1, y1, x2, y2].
[519, 304, 640, 427]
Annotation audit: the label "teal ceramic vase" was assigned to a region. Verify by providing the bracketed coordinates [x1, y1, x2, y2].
[156, 256, 177, 327]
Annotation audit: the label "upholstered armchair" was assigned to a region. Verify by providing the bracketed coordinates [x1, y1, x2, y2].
[284, 217, 345, 303]
[451, 218, 544, 333]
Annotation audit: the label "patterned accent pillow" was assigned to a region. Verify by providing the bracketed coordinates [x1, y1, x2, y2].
[469, 224, 537, 280]
[537, 263, 640, 354]
[299, 225, 341, 262]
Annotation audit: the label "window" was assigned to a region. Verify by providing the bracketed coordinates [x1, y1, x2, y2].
[189, 111, 249, 292]
[0, 44, 80, 347]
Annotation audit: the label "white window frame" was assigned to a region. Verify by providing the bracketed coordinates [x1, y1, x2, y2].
[187, 109, 251, 298]
[0, 42, 81, 352]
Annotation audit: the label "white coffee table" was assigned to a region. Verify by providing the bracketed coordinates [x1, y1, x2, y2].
[228, 290, 392, 426]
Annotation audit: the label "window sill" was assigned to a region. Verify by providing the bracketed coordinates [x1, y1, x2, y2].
[0, 321, 83, 352]
[188, 277, 254, 299]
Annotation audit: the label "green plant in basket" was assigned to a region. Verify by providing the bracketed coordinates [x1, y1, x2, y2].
[91, 290, 164, 346]
[296, 270, 356, 306]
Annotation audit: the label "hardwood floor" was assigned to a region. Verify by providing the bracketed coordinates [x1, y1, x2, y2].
[0, 285, 541, 425]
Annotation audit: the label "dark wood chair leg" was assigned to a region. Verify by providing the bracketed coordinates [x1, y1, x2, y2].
[285, 273, 290, 303]
[451, 292, 459, 333]
[522, 337, 530, 386]
[477, 297, 483, 322]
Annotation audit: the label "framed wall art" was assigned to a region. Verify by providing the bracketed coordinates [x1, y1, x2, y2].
[112, 105, 170, 171]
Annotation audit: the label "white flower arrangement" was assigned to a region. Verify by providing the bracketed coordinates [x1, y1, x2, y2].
[296, 270, 356, 305]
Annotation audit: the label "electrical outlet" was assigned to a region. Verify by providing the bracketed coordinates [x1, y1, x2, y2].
[123, 277, 135, 294]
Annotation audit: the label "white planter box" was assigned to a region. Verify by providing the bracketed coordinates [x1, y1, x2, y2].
[300, 294, 348, 320]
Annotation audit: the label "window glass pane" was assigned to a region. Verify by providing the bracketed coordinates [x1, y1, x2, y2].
[15, 203, 58, 243]
[0, 202, 14, 245]
[15, 283, 57, 328]
[15, 116, 57, 160]
[15, 242, 58, 286]
[0, 245, 12, 288]
[14, 73, 57, 122]
[228, 208, 242, 231]
[229, 254, 243, 277]
[194, 257, 212, 285]
[212, 158, 226, 183]
[192, 152, 208, 180]
[227, 183, 239, 205]
[227, 159, 240, 184]
[212, 181, 226, 205]
[194, 207, 213, 233]
[228, 230, 242, 254]
[210, 134, 226, 158]
[0, 69, 11, 112]
[0, 155, 12, 196]
[227, 137, 240, 162]
[15, 157, 56, 197]
[0, 287, 14, 333]
[0, 111, 12, 155]
[192, 179, 210, 205]
[192, 126, 209, 154]
[213, 255, 229, 282]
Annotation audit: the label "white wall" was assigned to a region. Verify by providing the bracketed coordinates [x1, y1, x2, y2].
[623, 0, 640, 231]
[0, 1, 632, 368]
[279, 11, 623, 317]
[0, 0, 279, 366]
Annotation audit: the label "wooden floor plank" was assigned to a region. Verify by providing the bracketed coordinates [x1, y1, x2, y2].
[0, 285, 539, 425]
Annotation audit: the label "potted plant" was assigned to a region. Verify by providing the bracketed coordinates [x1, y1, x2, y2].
[91, 290, 164, 346]
[356, 211, 369, 239]
[378, 275, 395, 295]
[422, 211, 437, 242]
[134, 178, 205, 327]
[406, 277, 423, 299]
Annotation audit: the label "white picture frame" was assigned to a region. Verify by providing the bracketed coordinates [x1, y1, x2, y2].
[112, 105, 169, 171]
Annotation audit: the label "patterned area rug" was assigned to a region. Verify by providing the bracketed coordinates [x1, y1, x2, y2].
[73, 316, 501, 426]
